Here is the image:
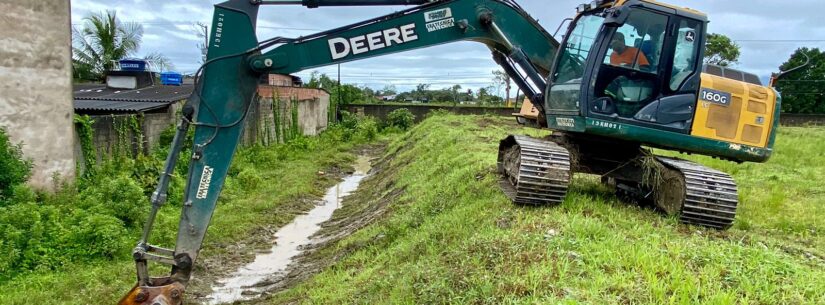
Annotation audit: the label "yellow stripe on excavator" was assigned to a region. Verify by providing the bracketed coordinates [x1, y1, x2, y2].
[690, 73, 778, 148]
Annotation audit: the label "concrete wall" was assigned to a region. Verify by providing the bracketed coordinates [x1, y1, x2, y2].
[244, 85, 330, 145]
[0, 0, 76, 189]
[297, 97, 329, 136]
[344, 104, 516, 123]
[242, 96, 330, 146]
[780, 114, 825, 126]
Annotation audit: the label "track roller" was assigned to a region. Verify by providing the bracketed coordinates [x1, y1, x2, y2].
[497, 135, 571, 205]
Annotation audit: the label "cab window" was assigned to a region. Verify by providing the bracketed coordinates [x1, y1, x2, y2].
[554, 13, 605, 84]
[670, 19, 702, 91]
[591, 10, 668, 118]
[602, 10, 668, 73]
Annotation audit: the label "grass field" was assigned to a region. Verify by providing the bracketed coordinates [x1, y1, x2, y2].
[262, 114, 825, 304]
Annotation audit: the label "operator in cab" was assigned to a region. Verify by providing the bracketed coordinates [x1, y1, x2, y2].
[609, 32, 649, 70]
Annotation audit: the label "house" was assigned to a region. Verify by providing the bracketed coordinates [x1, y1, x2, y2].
[73, 59, 193, 157]
[377, 95, 397, 101]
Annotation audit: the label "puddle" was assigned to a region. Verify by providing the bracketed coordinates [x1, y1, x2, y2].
[204, 155, 372, 304]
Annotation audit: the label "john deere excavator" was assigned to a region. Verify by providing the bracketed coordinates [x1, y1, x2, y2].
[119, 0, 785, 304]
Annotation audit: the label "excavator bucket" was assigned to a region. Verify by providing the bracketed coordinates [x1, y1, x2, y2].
[117, 278, 185, 305]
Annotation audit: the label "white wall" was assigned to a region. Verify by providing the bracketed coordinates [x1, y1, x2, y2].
[0, 0, 76, 190]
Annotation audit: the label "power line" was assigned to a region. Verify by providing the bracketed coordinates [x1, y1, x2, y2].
[71, 21, 323, 31]
[71, 20, 825, 42]
[735, 39, 825, 43]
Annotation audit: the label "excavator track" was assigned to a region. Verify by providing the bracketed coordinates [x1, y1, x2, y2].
[498, 135, 571, 205]
[656, 157, 739, 229]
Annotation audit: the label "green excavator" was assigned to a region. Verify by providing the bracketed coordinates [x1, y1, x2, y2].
[119, 0, 787, 304]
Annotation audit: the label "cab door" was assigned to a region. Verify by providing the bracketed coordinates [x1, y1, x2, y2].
[585, 7, 706, 133]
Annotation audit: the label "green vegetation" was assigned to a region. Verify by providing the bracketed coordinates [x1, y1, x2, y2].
[264, 114, 825, 304]
[384, 108, 416, 131]
[4, 113, 823, 304]
[0, 127, 32, 202]
[704, 33, 741, 67]
[72, 10, 172, 81]
[776, 47, 825, 113]
[73, 114, 97, 176]
[0, 115, 392, 304]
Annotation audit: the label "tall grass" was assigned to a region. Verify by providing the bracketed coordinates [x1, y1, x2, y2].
[266, 114, 825, 305]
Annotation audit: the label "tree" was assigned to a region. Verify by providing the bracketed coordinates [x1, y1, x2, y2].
[704, 33, 740, 67]
[144, 52, 175, 72]
[72, 10, 173, 81]
[194, 22, 209, 64]
[304, 71, 337, 90]
[775, 48, 825, 113]
[492, 70, 511, 104]
[378, 84, 397, 96]
[450, 84, 462, 105]
[415, 83, 431, 102]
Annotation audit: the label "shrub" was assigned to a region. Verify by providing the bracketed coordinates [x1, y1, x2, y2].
[79, 175, 147, 228]
[385, 108, 416, 130]
[0, 127, 32, 200]
[0, 202, 65, 272]
[340, 110, 359, 130]
[236, 168, 264, 189]
[64, 211, 128, 259]
[357, 117, 380, 141]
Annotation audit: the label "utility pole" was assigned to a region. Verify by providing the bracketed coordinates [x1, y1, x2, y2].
[337, 63, 341, 123]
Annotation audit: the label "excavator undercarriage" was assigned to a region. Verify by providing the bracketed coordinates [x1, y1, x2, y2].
[497, 133, 739, 229]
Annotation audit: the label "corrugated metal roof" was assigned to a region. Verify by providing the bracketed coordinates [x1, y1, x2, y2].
[74, 84, 193, 102]
[74, 100, 170, 112]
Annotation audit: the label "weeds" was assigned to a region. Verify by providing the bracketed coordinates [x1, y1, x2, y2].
[265, 114, 825, 305]
[0, 111, 395, 301]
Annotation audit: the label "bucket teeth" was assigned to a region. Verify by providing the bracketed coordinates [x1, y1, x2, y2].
[498, 135, 571, 205]
[656, 157, 739, 229]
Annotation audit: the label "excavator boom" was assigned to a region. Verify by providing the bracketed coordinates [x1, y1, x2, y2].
[120, 1, 560, 304]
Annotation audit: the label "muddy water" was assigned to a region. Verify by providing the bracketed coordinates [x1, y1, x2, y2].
[205, 156, 372, 304]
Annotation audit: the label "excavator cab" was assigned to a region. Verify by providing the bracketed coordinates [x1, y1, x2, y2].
[499, 0, 780, 230]
[543, 0, 779, 163]
[548, 1, 706, 131]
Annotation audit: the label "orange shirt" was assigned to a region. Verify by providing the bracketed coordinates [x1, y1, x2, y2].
[610, 47, 650, 67]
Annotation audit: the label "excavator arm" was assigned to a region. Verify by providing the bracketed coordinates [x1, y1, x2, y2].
[120, 1, 558, 304]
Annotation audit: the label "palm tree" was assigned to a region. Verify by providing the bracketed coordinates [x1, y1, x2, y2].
[72, 10, 174, 81]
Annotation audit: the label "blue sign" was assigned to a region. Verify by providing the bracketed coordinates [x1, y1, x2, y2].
[119, 59, 147, 71]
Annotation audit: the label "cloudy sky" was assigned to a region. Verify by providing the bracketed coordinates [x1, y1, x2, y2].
[70, 0, 825, 94]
